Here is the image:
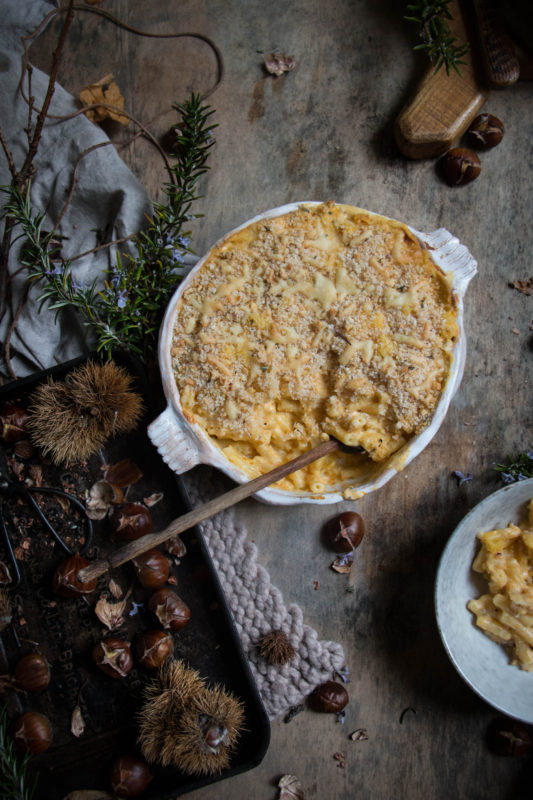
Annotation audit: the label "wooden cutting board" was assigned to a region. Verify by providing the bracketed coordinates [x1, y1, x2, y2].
[394, 0, 489, 159]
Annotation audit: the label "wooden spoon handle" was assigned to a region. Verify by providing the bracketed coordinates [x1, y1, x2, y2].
[77, 439, 339, 583]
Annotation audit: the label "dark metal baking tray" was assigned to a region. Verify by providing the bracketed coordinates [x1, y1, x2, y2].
[0, 353, 270, 799]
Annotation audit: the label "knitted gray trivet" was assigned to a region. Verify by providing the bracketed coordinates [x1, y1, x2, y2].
[182, 469, 346, 719]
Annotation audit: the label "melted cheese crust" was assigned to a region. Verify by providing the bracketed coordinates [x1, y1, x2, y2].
[171, 202, 458, 493]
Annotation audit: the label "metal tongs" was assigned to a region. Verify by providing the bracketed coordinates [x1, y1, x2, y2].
[0, 471, 94, 586]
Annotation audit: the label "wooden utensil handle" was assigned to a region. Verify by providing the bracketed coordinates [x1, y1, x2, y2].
[77, 439, 339, 583]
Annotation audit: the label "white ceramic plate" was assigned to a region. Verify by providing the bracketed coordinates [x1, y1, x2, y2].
[149, 202, 477, 505]
[435, 478, 533, 722]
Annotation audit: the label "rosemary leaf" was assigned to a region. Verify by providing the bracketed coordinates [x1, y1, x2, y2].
[3, 93, 216, 363]
[494, 451, 533, 484]
[0, 706, 38, 800]
[405, 0, 469, 75]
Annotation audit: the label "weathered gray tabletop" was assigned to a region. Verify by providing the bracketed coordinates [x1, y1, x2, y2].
[32, 1, 533, 798]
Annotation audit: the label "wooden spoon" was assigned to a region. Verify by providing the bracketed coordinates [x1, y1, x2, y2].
[77, 438, 348, 583]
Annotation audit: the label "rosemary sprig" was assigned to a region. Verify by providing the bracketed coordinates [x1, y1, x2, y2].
[0, 706, 38, 800]
[3, 93, 216, 361]
[405, 1, 469, 75]
[494, 451, 533, 484]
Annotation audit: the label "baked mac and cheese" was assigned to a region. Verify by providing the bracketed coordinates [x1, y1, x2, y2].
[468, 500, 533, 671]
[170, 202, 458, 494]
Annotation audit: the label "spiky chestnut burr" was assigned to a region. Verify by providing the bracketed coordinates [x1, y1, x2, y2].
[27, 360, 143, 465]
[257, 629, 295, 665]
[138, 660, 244, 776]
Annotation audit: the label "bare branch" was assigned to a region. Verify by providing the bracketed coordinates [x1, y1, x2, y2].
[52, 140, 112, 233]
[17, 0, 76, 189]
[69, 233, 137, 263]
[0, 127, 18, 181]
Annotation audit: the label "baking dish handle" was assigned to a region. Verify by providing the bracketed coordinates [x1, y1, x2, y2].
[147, 405, 201, 473]
[414, 227, 478, 296]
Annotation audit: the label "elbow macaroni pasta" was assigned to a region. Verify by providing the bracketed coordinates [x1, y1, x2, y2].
[468, 499, 533, 671]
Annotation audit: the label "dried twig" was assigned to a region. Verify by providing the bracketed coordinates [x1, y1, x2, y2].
[17, 0, 76, 191]
[52, 140, 112, 233]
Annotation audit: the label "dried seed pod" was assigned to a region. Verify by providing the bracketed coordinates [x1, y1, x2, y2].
[308, 680, 349, 713]
[13, 711, 53, 754]
[53, 553, 97, 598]
[148, 587, 191, 631]
[164, 534, 187, 558]
[110, 503, 153, 541]
[0, 402, 30, 442]
[93, 637, 133, 679]
[135, 630, 174, 670]
[13, 652, 51, 692]
[466, 113, 504, 150]
[324, 511, 365, 553]
[110, 754, 153, 798]
[132, 550, 170, 589]
[104, 458, 143, 488]
[439, 147, 481, 186]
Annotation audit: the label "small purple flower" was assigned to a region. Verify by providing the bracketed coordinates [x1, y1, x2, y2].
[335, 665, 350, 684]
[176, 235, 190, 249]
[453, 470, 472, 486]
[117, 289, 128, 308]
[170, 249, 185, 264]
[500, 472, 515, 485]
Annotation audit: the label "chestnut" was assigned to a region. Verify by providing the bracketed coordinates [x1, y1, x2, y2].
[0, 402, 30, 443]
[53, 553, 97, 598]
[110, 503, 153, 541]
[134, 629, 173, 670]
[93, 637, 133, 679]
[324, 511, 365, 553]
[308, 680, 349, 713]
[132, 549, 169, 589]
[110, 754, 153, 798]
[486, 716, 532, 757]
[13, 711, 53, 754]
[13, 651, 51, 692]
[466, 113, 504, 150]
[439, 147, 481, 186]
[148, 587, 191, 631]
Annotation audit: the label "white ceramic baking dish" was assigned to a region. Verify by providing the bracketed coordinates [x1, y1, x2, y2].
[148, 202, 477, 505]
